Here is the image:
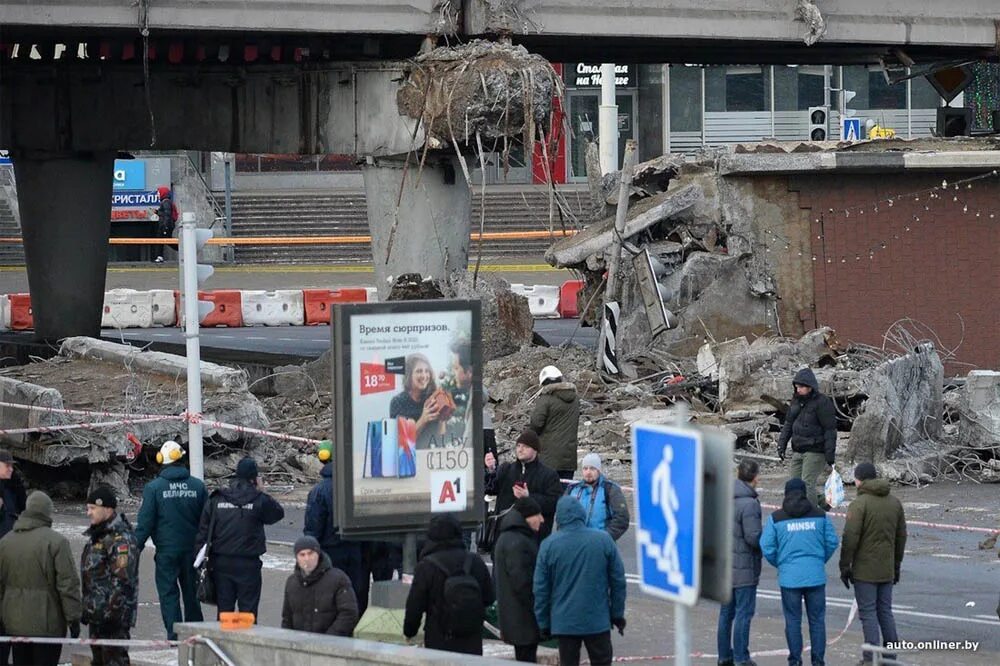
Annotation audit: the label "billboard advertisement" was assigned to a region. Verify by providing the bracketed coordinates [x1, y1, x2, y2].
[333, 300, 482, 535]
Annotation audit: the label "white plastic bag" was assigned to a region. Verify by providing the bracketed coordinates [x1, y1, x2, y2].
[824, 468, 845, 509]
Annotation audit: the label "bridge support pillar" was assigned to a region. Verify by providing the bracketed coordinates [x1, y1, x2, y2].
[12, 150, 115, 340]
[362, 155, 471, 295]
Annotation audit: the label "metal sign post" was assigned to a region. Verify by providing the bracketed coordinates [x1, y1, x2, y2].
[632, 409, 702, 666]
[180, 214, 204, 479]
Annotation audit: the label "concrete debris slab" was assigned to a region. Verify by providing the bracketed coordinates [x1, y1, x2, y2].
[847, 344, 944, 464]
[958, 370, 1000, 451]
[0, 338, 267, 478]
[544, 184, 703, 267]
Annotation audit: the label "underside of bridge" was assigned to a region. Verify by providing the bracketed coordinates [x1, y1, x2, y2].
[1, 0, 998, 338]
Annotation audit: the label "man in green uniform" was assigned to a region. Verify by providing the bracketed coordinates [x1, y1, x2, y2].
[135, 441, 207, 639]
[81, 486, 139, 666]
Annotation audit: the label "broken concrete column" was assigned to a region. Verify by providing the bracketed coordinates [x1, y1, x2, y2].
[12, 150, 115, 340]
[848, 344, 944, 464]
[363, 156, 471, 297]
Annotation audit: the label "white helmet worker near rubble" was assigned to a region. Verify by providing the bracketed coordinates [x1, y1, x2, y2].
[530, 366, 581, 480]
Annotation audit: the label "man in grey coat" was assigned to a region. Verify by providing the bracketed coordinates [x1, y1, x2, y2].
[717, 460, 763, 666]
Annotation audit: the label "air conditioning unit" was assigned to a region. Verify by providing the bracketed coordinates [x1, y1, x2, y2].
[808, 106, 829, 141]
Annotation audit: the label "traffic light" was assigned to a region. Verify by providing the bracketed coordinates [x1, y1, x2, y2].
[178, 212, 215, 322]
[808, 106, 829, 141]
[632, 248, 678, 338]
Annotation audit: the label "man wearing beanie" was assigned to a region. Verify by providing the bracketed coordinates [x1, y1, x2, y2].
[81, 485, 138, 666]
[195, 456, 284, 619]
[494, 497, 545, 662]
[530, 366, 580, 480]
[564, 453, 630, 542]
[485, 430, 563, 540]
[839, 463, 907, 664]
[0, 491, 81, 666]
[134, 441, 207, 640]
[761, 478, 838, 666]
[281, 535, 358, 637]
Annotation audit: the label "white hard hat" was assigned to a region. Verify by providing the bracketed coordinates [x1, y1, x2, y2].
[157, 440, 185, 465]
[538, 365, 563, 385]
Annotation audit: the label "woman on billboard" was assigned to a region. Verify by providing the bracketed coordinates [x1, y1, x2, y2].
[389, 354, 448, 447]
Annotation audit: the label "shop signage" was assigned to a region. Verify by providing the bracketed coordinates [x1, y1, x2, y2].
[569, 63, 635, 88]
[113, 160, 146, 191]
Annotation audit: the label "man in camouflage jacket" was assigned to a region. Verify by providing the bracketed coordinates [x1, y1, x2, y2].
[81, 486, 139, 666]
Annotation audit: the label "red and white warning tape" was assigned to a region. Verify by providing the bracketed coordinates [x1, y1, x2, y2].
[0, 401, 325, 446]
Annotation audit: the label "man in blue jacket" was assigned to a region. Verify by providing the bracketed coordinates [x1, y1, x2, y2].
[134, 441, 207, 639]
[304, 461, 367, 616]
[563, 453, 630, 542]
[533, 496, 626, 666]
[761, 478, 839, 666]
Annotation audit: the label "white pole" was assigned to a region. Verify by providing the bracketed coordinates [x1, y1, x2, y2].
[180, 213, 205, 480]
[599, 63, 619, 174]
[675, 604, 691, 666]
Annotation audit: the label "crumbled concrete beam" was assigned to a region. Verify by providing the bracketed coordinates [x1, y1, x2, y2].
[60, 337, 247, 391]
[847, 344, 944, 464]
[0, 376, 65, 437]
[697, 337, 750, 381]
[958, 370, 1000, 450]
[545, 184, 703, 267]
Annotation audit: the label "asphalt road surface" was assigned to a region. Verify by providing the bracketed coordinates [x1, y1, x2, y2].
[47, 472, 999, 665]
[103, 318, 599, 359]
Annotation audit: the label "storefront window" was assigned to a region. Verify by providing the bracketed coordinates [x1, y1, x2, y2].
[868, 71, 906, 109]
[773, 66, 825, 111]
[726, 67, 767, 111]
[669, 65, 702, 132]
[911, 75, 942, 109]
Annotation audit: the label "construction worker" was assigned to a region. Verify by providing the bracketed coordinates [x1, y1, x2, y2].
[134, 441, 207, 640]
[81, 486, 139, 666]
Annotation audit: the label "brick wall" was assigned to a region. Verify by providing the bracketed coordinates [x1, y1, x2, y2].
[792, 172, 1000, 370]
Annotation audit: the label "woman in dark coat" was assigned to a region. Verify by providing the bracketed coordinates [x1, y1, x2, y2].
[403, 514, 493, 655]
[281, 536, 359, 637]
[493, 498, 545, 663]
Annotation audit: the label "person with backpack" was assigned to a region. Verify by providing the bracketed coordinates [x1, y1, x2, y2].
[563, 453, 630, 542]
[403, 514, 494, 655]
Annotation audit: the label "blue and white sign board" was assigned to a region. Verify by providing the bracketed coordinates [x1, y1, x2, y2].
[0, 150, 10, 166]
[841, 117, 862, 141]
[113, 160, 146, 191]
[632, 423, 703, 606]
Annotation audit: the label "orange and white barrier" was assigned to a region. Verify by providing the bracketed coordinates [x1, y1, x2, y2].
[0, 280, 589, 333]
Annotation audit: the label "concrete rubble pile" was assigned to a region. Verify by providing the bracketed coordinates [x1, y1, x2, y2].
[0, 337, 269, 498]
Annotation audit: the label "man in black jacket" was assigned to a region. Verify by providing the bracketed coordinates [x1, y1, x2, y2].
[484, 430, 564, 540]
[777, 368, 838, 509]
[303, 462, 368, 616]
[403, 514, 494, 655]
[0, 449, 27, 541]
[281, 536, 358, 637]
[493, 498, 545, 663]
[195, 457, 284, 619]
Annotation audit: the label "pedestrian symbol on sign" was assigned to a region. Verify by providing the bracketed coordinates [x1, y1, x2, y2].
[632, 423, 703, 605]
[842, 117, 862, 141]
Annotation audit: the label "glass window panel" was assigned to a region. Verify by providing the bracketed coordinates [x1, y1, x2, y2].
[868, 70, 905, 109]
[669, 65, 703, 131]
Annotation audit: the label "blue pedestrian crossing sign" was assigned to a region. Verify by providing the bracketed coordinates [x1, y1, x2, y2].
[842, 117, 862, 141]
[632, 423, 703, 605]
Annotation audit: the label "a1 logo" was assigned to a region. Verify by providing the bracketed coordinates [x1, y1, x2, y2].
[430, 470, 468, 513]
